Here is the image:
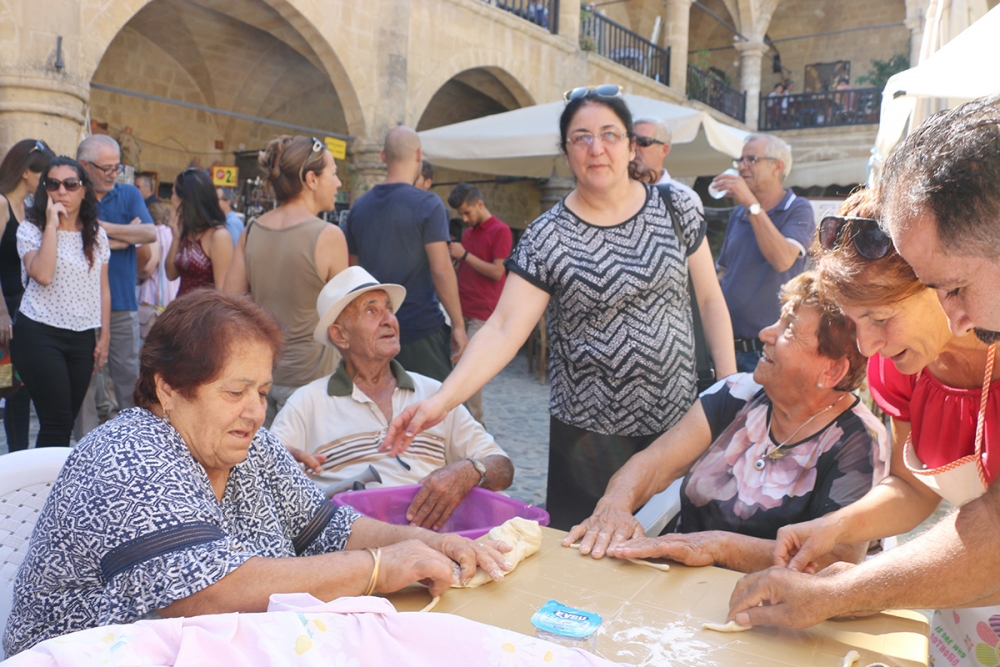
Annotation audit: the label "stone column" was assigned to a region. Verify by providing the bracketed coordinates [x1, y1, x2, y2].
[557, 0, 581, 43]
[0, 75, 89, 158]
[347, 143, 386, 204]
[734, 40, 768, 130]
[663, 0, 694, 95]
[539, 177, 575, 213]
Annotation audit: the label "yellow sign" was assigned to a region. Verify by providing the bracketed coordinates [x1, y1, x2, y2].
[325, 137, 347, 160]
[212, 165, 238, 187]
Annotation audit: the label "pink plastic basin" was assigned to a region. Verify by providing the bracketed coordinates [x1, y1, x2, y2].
[332, 484, 549, 539]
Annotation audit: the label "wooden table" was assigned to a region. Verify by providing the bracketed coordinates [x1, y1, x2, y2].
[390, 527, 929, 666]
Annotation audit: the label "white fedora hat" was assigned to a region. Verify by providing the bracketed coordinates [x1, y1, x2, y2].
[313, 267, 406, 347]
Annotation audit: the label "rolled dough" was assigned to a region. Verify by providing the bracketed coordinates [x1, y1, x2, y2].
[451, 517, 542, 589]
[841, 650, 860, 667]
[702, 620, 751, 633]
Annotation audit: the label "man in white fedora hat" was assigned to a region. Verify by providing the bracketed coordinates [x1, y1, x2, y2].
[271, 266, 513, 530]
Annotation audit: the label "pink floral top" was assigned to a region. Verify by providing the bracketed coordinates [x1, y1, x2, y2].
[676, 374, 890, 540]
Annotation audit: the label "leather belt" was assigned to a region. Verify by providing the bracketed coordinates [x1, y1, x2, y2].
[734, 337, 764, 353]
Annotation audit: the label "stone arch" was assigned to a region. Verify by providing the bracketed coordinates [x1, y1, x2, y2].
[408, 51, 539, 129]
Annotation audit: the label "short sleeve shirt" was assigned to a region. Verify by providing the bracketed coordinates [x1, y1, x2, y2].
[867, 353, 1000, 484]
[716, 189, 815, 339]
[676, 374, 890, 539]
[98, 183, 154, 312]
[506, 184, 706, 437]
[3, 408, 360, 656]
[345, 183, 450, 344]
[17, 223, 110, 331]
[458, 215, 513, 321]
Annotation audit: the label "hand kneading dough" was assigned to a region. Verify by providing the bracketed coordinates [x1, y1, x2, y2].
[452, 517, 543, 588]
[702, 620, 751, 633]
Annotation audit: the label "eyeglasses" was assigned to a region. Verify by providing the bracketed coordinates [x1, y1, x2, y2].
[818, 216, 893, 260]
[299, 137, 325, 182]
[635, 136, 665, 148]
[86, 161, 123, 176]
[568, 130, 628, 148]
[733, 155, 778, 168]
[563, 84, 623, 102]
[44, 177, 83, 193]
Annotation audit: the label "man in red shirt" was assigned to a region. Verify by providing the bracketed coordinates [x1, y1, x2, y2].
[446, 183, 513, 423]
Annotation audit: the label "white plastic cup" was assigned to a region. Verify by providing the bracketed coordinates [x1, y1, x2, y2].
[708, 168, 740, 199]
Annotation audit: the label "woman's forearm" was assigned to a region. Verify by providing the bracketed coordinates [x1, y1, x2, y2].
[716, 533, 866, 574]
[25, 226, 59, 285]
[701, 296, 737, 378]
[164, 233, 181, 281]
[829, 476, 941, 545]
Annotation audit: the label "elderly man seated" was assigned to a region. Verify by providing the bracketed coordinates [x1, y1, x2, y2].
[271, 267, 514, 531]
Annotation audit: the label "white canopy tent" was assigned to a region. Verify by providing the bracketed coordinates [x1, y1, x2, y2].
[418, 94, 750, 179]
[871, 4, 1000, 183]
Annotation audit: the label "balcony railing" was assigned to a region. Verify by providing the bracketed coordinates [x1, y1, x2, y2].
[758, 88, 882, 131]
[487, 0, 559, 34]
[580, 11, 669, 86]
[687, 65, 745, 123]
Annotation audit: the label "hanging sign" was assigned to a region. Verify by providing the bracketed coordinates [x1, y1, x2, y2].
[325, 137, 347, 160]
[212, 166, 238, 187]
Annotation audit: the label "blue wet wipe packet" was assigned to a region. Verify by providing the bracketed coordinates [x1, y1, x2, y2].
[530, 600, 602, 639]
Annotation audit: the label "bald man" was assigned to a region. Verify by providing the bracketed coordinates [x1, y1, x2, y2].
[344, 126, 467, 382]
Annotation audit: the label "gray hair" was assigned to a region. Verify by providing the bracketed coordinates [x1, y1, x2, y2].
[632, 117, 672, 145]
[77, 134, 121, 163]
[217, 186, 237, 205]
[879, 93, 1000, 259]
[745, 133, 792, 179]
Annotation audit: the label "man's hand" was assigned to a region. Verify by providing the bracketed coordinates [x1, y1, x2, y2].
[727, 566, 843, 629]
[450, 325, 468, 363]
[449, 242, 466, 260]
[609, 531, 725, 568]
[562, 504, 643, 559]
[406, 461, 479, 530]
[709, 173, 756, 208]
[284, 445, 327, 475]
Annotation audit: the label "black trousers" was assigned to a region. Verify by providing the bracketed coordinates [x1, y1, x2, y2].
[395, 324, 452, 382]
[10, 315, 96, 448]
[545, 416, 665, 531]
[4, 293, 32, 452]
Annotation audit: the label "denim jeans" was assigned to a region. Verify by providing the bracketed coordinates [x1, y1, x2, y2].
[736, 349, 763, 374]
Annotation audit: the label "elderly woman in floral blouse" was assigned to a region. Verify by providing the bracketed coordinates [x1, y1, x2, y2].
[565, 271, 889, 572]
[3, 291, 511, 657]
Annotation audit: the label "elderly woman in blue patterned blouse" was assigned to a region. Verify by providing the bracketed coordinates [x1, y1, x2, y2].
[3, 290, 511, 657]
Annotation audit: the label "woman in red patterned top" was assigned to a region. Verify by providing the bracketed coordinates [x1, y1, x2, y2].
[165, 168, 232, 296]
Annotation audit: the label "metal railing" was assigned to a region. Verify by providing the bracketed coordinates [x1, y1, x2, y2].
[686, 65, 745, 123]
[758, 88, 882, 131]
[580, 11, 670, 86]
[487, 0, 559, 34]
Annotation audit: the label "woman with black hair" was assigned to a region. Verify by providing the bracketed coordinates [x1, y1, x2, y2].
[11, 157, 110, 447]
[0, 138, 55, 451]
[387, 87, 736, 529]
[164, 168, 232, 295]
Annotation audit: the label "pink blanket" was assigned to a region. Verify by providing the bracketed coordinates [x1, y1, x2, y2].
[3, 594, 622, 666]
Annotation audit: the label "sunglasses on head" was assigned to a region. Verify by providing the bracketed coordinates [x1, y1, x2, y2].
[818, 216, 893, 260]
[635, 136, 665, 148]
[299, 137, 325, 182]
[563, 84, 623, 102]
[44, 177, 83, 193]
[29, 140, 48, 154]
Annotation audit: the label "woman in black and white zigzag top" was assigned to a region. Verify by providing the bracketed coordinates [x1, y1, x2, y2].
[386, 86, 736, 530]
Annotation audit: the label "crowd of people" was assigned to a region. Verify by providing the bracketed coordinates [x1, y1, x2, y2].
[2, 88, 1000, 667]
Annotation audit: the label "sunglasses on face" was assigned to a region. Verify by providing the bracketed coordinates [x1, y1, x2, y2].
[299, 137, 325, 182]
[44, 178, 83, 193]
[732, 155, 777, 168]
[635, 136, 665, 148]
[818, 216, 893, 260]
[563, 84, 623, 102]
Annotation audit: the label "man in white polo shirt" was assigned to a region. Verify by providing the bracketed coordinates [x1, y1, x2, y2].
[271, 266, 514, 531]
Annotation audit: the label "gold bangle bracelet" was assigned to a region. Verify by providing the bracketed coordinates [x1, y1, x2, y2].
[364, 547, 381, 596]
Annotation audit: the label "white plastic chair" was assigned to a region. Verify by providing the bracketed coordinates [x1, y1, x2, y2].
[0, 447, 71, 654]
[634, 478, 683, 537]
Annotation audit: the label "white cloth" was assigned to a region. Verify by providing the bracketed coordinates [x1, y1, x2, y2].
[17, 223, 109, 331]
[656, 168, 704, 215]
[270, 360, 509, 487]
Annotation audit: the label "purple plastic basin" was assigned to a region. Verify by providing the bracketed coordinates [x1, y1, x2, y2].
[332, 484, 549, 539]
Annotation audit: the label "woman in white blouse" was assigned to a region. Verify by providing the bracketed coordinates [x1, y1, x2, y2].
[11, 157, 110, 447]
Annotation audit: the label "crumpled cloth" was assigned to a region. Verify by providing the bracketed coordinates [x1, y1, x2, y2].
[3, 594, 622, 666]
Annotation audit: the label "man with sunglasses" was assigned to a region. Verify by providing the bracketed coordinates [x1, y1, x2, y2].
[74, 135, 156, 438]
[727, 96, 1000, 646]
[713, 133, 815, 373]
[632, 117, 703, 215]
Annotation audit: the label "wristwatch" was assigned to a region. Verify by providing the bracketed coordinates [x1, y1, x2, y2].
[748, 202, 762, 216]
[468, 458, 487, 487]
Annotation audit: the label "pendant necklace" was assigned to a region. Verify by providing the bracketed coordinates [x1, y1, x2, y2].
[754, 393, 847, 471]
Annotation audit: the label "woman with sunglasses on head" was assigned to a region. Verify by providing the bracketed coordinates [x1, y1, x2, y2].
[11, 157, 110, 447]
[224, 136, 347, 429]
[0, 139, 55, 451]
[385, 86, 736, 530]
[163, 168, 232, 296]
